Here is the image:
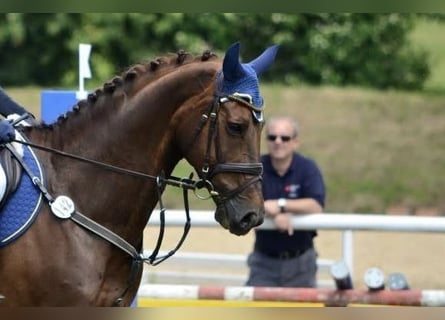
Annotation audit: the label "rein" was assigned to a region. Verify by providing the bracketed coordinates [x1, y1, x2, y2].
[9, 137, 197, 263]
[7, 137, 194, 306]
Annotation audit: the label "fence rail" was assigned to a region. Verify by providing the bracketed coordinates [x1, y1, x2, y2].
[138, 284, 445, 307]
[143, 210, 445, 287]
[147, 210, 445, 232]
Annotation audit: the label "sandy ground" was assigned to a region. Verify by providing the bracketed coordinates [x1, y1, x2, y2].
[143, 224, 445, 290]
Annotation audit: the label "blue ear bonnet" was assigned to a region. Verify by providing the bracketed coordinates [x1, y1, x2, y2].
[218, 64, 263, 106]
[217, 42, 279, 122]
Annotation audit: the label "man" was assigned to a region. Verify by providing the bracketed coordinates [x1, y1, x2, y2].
[246, 115, 326, 288]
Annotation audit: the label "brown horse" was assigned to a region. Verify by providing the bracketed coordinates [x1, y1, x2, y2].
[0, 42, 279, 306]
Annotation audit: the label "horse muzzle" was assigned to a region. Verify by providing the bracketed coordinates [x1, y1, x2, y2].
[215, 200, 264, 236]
[205, 162, 264, 235]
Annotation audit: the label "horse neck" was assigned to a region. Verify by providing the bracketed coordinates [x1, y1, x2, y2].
[29, 60, 219, 224]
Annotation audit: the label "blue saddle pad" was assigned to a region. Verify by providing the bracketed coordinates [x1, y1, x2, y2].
[0, 138, 45, 247]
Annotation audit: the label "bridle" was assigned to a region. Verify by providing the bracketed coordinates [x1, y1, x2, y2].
[187, 94, 264, 205]
[5, 94, 264, 305]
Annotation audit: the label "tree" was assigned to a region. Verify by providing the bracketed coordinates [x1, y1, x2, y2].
[0, 13, 431, 90]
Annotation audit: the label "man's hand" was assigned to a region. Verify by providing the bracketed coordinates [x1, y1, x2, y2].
[264, 199, 281, 217]
[273, 213, 294, 236]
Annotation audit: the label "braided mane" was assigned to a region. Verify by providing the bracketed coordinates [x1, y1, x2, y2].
[43, 49, 218, 128]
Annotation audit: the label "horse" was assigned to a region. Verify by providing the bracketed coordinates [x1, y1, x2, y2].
[0, 41, 279, 306]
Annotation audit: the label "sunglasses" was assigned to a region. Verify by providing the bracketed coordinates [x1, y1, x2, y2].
[266, 134, 294, 142]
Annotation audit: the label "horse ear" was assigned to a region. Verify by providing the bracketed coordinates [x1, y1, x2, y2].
[248, 44, 280, 76]
[223, 41, 246, 81]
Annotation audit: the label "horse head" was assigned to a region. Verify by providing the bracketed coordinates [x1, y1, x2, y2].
[177, 42, 279, 235]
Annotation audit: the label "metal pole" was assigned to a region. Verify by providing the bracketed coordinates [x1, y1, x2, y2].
[342, 230, 354, 277]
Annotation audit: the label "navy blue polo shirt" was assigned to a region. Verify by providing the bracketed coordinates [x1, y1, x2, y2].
[254, 153, 326, 253]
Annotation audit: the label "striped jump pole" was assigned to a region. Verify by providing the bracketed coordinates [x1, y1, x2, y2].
[138, 284, 445, 307]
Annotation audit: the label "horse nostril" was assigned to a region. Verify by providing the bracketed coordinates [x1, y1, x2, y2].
[228, 210, 261, 236]
[240, 211, 257, 229]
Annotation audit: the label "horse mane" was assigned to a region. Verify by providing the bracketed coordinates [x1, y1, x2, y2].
[39, 49, 218, 129]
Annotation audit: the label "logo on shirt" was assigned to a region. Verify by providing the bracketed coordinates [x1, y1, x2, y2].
[284, 184, 300, 198]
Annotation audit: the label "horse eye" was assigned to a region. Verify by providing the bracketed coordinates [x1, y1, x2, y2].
[227, 122, 244, 135]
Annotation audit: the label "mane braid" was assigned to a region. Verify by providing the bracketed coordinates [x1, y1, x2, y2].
[176, 50, 187, 64]
[42, 49, 219, 129]
[201, 50, 217, 61]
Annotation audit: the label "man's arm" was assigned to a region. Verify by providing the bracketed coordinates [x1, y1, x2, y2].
[0, 87, 28, 117]
[280, 198, 323, 214]
[264, 198, 323, 217]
